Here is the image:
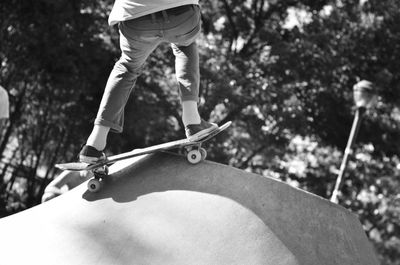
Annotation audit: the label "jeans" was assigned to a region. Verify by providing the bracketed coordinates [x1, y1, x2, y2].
[95, 5, 201, 133]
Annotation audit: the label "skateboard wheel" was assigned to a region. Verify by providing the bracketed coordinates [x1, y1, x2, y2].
[87, 178, 103, 193]
[200, 148, 207, 160]
[187, 149, 202, 164]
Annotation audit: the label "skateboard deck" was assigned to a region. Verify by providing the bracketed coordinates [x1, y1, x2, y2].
[55, 121, 231, 172]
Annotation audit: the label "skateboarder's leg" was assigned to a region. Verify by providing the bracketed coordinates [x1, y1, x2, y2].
[167, 6, 218, 139]
[172, 42, 200, 126]
[94, 21, 161, 133]
[81, 19, 161, 162]
[172, 43, 217, 139]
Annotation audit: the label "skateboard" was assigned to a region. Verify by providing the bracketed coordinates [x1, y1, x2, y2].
[55, 121, 231, 192]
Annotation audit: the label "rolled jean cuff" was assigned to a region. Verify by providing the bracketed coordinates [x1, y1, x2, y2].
[94, 118, 123, 133]
[180, 94, 199, 103]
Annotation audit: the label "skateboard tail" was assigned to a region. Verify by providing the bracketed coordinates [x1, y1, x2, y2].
[55, 161, 109, 171]
[55, 162, 91, 171]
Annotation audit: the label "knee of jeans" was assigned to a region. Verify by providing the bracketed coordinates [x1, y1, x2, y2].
[115, 57, 143, 76]
[175, 32, 200, 47]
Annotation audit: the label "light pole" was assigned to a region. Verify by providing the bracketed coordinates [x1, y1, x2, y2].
[330, 80, 376, 203]
[0, 85, 9, 132]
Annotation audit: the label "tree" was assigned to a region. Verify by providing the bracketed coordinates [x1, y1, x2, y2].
[0, 0, 115, 210]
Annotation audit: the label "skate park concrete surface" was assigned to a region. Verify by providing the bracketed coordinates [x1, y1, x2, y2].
[0, 152, 379, 265]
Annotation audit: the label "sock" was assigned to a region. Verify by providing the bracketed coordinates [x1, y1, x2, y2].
[86, 125, 110, 151]
[182, 100, 201, 126]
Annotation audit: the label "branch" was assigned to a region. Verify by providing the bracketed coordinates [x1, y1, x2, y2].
[238, 144, 268, 169]
[221, 0, 239, 54]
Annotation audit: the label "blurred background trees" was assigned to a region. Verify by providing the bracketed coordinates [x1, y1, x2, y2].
[0, 0, 399, 263]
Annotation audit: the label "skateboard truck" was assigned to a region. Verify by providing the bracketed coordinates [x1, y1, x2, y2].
[87, 165, 109, 193]
[183, 144, 207, 164]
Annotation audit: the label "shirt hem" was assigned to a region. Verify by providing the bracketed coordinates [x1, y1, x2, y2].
[108, 1, 199, 26]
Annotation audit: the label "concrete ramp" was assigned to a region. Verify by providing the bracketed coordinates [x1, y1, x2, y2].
[0, 153, 379, 265]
